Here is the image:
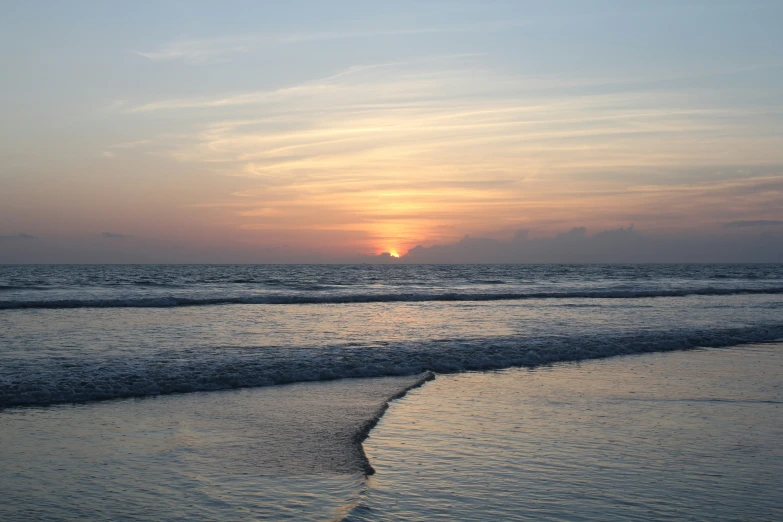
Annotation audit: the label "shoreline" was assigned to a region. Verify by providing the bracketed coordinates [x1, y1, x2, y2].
[0, 374, 430, 521]
[353, 371, 436, 475]
[1, 343, 780, 520]
[349, 342, 783, 520]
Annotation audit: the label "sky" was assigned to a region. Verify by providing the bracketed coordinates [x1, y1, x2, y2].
[1, 0, 782, 263]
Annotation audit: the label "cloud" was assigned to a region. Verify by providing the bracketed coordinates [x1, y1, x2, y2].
[723, 220, 783, 229]
[110, 140, 152, 149]
[101, 232, 131, 239]
[134, 36, 258, 63]
[133, 23, 522, 63]
[0, 233, 36, 240]
[118, 45, 783, 256]
[556, 227, 588, 240]
[278, 22, 523, 44]
[401, 226, 783, 263]
[126, 54, 480, 113]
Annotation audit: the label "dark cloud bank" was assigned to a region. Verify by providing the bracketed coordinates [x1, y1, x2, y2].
[0, 233, 36, 241]
[372, 226, 783, 264]
[723, 220, 783, 229]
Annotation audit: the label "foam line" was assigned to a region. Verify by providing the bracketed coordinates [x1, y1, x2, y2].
[352, 371, 436, 475]
[2, 325, 782, 409]
[2, 286, 783, 309]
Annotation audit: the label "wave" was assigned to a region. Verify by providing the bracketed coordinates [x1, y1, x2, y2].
[2, 286, 783, 309]
[2, 324, 781, 409]
[0, 285, 50, 291]
[230, 279, 332, 290]
[129, 281, 183, 288]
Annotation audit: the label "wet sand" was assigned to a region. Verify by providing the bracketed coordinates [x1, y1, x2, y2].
[0, 374, 428, 521]
[2, 345, 780, 521]
[349, 343, 783, 521]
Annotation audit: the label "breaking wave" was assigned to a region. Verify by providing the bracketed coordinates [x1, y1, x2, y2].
[3, 286, 783, 309]
[2, 324, 781, 408]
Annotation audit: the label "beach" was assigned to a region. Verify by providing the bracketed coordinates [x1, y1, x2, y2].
[2, 343, 780, 520]
[352, 343, 783, 520]
[1, 264, 782, 520]
[0, 374, 430, 521]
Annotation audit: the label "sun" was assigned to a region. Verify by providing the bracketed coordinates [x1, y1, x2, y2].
[388, 250, 400, 258]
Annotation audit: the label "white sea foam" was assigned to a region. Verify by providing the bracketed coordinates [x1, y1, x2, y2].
[2, 286, 783, 309]
[2, 325, 782, 408]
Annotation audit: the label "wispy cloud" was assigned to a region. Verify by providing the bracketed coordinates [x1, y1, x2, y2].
[110, 139, 152, 149]
[117, 53, 783, 253]
[126, 55, 483, 113]
[101, 140, 154, 158]
[133, 22, 523, 63]
[278, 22, 523, 44]
[134, 36, 259, 63]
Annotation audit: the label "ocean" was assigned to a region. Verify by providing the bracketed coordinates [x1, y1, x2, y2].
[1, 264, 782, 520]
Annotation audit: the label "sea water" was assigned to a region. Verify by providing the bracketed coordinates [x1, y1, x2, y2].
[350, 344, 783, 521]
[0, 375, 430, 521]
[1, 264, 782, 519]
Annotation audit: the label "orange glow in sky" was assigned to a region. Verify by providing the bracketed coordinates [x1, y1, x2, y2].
[1, 2, 782, 263]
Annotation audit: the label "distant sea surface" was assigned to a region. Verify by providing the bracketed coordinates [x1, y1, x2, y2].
[2, 263, 783, 408]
